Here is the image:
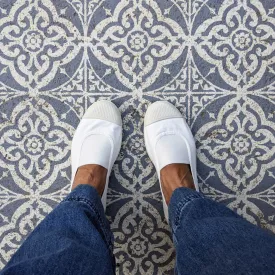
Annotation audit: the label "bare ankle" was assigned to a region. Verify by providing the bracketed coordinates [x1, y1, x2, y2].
[160, 163, 195, 204]
[72, 164, 107, 196]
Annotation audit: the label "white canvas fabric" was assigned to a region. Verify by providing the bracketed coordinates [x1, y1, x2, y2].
[144, 101, 199, 220]
[71, 101, 122, 210]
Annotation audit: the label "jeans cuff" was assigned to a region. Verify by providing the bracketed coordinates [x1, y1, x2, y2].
[169, 187, 204, 233]
[62, 185, 114, 253]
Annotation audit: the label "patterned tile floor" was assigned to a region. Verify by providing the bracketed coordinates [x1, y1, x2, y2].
[0, 0, 275, 273]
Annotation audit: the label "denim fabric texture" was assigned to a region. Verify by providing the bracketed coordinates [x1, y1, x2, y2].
[1, 185, 115, 275]
[2, 185, 275, 275]
[169, 188, 275, 275]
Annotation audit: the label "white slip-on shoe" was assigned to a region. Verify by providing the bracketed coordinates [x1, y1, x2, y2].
[71, 101, 122, 210]
[144, 101, 199, 220]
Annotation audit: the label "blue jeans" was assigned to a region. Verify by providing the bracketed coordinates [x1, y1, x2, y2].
[1, 185, 275, 275]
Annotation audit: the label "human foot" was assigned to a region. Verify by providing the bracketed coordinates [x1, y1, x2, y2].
[72, 164, 107, 196]
[144, 101, 199, 220]
[71, 101, 122, 210]
[160, 164, 195, 205]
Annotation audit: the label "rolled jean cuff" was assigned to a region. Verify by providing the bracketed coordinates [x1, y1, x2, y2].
[62, 184, 114, 252]
[169, 187, 204, 233]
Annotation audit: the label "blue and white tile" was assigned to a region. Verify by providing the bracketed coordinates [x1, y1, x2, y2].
[0, 0, 275, 274]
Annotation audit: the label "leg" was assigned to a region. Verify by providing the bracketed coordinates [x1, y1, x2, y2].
[144, 101, 275, 275]
[1, 184, 115, 275]
[169, 187, 275, 275]
[160, 158, 275, 274]
[1, 101, 123, 275]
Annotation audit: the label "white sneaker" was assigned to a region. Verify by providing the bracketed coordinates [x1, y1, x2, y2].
[144, 101, 199, 220]
[71, 101, 122, 210]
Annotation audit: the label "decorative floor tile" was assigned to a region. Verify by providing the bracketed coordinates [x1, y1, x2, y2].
[0, 0, 275, 274]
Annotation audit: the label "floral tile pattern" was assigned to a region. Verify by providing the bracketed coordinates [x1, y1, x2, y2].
[0, 0, 275, 274]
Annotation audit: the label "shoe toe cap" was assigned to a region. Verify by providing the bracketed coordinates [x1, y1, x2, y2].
[144, 101, 183, 127]
[84, 101, 122, 126]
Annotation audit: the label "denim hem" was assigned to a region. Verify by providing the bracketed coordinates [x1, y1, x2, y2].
[62, 185, 114, 254]
[65, 197, 113, 251]
[169, 187, 204, 234]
